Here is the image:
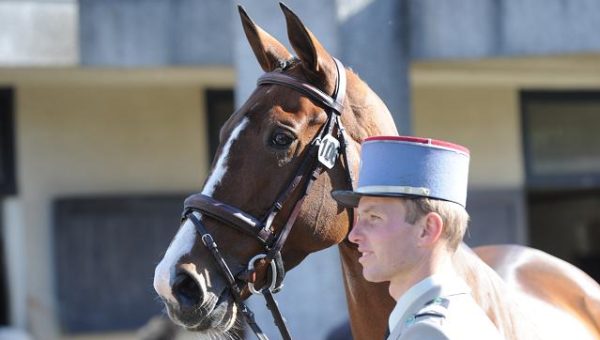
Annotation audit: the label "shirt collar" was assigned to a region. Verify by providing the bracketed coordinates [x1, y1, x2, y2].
[387, 273, 470, 332]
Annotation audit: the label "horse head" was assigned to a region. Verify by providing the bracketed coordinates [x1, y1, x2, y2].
[153, 4, 396, 337]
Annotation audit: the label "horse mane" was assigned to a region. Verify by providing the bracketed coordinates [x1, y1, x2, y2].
[454, 244, 600, 339]
[453, 245, 542, 340]
[342, 70, 398, 141]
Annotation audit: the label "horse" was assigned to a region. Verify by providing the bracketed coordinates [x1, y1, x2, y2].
[153, 4, 600, 340]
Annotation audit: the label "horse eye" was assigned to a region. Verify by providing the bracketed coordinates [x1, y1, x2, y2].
[271, 132, 295, 148]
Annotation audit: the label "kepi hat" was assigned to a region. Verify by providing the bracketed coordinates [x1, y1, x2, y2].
[332, 136, 470, 207]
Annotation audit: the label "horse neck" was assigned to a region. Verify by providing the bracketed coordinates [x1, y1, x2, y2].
[343, 71, 398, 140]
[331, 71, 399, 340]
[338, 241, 395, 340]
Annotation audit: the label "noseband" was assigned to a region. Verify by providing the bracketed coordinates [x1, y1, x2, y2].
[182, 57, 354, 340]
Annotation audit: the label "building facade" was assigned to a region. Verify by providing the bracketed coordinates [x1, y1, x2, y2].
[1, 1, 599, 339]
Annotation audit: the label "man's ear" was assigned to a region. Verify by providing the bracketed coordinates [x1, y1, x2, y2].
[418, 212, 444, 247]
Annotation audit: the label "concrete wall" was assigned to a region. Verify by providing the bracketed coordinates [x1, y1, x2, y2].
[0, 1, 77, 66]
[339, 0, 411, 133]
[80, 0, 233, 66]
[409, 0, 600, 59]
[0, 67, 234, 340]
[77, 0, 600, 144]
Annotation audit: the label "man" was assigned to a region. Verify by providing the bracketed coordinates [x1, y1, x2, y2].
[332, 136, 503, 340]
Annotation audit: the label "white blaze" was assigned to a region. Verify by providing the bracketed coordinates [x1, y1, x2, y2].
[153, 117, 250, 302]
[153, 218, 197, 303]
[202, 117, 250, 196]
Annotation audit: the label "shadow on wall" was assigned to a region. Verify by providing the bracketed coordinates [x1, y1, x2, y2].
[137, 316, 178, 340]
[0, 327, 33, 340]
[325, 320, 353, 340]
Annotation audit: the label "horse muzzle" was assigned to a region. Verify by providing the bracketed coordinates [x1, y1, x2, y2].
[154, 264, 239, 333]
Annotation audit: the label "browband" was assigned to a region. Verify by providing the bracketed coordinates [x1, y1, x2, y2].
[257, 58, 347, 115]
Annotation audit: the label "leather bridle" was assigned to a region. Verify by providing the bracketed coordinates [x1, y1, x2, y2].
[182, 57, 355, 340]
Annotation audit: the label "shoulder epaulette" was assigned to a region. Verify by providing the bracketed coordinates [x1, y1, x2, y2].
[405, 297, 450, 327]
[425, 297, 450, 308]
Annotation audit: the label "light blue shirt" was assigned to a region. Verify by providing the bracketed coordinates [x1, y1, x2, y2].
[387, 273, 504, 340]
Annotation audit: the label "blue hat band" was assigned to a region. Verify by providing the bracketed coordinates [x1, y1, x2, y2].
[331, 136, 470, 207]
[356, 138, 469, 207]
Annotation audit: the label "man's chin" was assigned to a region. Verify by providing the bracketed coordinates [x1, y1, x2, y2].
[361, 270, 387, 283]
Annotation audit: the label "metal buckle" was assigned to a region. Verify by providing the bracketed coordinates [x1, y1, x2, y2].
[247, 254, 278, 295]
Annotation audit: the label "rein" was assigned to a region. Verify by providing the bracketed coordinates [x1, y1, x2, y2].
[182, 57, 355, 340]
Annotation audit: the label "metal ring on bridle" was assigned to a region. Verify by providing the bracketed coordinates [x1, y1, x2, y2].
[247, 254, 278, 295]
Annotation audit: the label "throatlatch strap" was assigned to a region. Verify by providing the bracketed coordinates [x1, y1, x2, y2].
[263, 289, 292, 340]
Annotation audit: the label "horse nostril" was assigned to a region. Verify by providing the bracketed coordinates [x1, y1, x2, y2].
[172, 272, 203, 308]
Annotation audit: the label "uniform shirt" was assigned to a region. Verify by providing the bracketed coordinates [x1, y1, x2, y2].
[387, 274, 504, 340]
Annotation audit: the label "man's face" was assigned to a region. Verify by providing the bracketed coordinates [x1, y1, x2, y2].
[348, 196, 424, 283]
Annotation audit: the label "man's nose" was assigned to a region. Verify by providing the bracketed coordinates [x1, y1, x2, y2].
[348, 220, 363, 244]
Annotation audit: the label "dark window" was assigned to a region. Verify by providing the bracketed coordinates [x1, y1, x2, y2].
[521, 90, 600, 190]
[205, 89, 234, 161]
[0, 87, 15, 325]
[0, 88, 16, 195]
[528, 189, 600, 282]
[53, 195, 187, 332]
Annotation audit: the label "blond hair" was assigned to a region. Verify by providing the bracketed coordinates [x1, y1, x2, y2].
[401, 198, 469, 252]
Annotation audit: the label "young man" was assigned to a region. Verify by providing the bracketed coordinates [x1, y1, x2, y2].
[332, 136, 503, 340]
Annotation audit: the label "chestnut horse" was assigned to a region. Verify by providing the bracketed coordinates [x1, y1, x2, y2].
[154, 4, 600, 340]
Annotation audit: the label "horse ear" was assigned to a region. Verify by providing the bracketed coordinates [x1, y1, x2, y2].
[280, 3, 336, 91]
[238, 5, 293, 72]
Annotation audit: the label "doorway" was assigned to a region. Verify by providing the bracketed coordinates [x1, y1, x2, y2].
[522, 90, 600, 282]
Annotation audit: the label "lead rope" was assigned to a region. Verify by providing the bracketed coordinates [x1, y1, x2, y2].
[263, 289, 293, 340]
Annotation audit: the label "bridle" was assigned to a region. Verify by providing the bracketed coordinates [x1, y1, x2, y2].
[182, 57, 355, 340]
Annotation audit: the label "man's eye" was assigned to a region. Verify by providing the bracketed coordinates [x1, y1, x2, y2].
[271, 132, 295, 148]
